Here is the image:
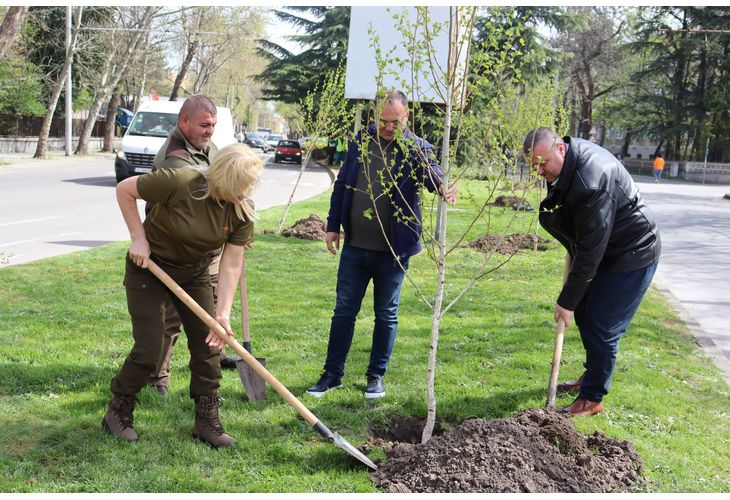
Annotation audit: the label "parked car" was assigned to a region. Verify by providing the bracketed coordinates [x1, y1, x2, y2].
[274, 140, 302, 164]
[114, 100, 235, 183]
[116, 108, 134, 131]
[242, 132, 272, 153]
[265, 133, 284, 149]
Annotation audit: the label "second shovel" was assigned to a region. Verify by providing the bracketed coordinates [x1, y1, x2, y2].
[235, 253, 267, 402]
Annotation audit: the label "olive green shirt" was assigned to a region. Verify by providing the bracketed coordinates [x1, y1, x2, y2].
[347, 138, 396, 251]
[137, 168, 253, 265]
[153, 126, 217, 172]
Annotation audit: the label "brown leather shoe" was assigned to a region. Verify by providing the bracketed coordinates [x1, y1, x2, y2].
[557, 371, 585, 394]
[559, 397, 604, 417]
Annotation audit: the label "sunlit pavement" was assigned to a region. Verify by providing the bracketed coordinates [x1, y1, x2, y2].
[636, 176, 730, 384]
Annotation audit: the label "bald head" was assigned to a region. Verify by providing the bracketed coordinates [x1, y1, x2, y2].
[523, 127, 560, 157]
[178, 95, 217, 150]
[524, 127, 566, 183]
[179, 95, 217, 121]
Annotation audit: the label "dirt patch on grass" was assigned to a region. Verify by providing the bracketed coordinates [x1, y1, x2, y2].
[492, 195, 534, 211]
[281, 214, 327, 240]
[369, 408, 644, 493]
[470, 232, 551, 255]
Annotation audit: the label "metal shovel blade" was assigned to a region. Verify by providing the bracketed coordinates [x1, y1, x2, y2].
[235, 356, 267, 402]
[314, 421, 377, 470]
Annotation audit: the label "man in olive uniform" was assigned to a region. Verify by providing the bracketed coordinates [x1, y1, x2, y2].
[146, 94, 238, 395]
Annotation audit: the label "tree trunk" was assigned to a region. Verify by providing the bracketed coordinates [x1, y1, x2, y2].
[103, 91, 121, 152]
[170, 38, 198, 101]
[133, 51, 148, 113]
[578, 96, 593, 139]
[621, 131, 631, 158]
[0, 6, 28, 58]
[76, 6, 156, 155]
[275, 147, 313, 235]
[653, 140, 664, 158]
[34, 7, 83, 159]
[170, 9, 202, 101]
[422, 6, 457, 444]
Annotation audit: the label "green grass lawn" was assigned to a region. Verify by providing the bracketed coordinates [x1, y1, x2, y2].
[0, 180, 728, 492]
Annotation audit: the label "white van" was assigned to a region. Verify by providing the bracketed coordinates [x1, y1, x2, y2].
[114, 99, 235, 183]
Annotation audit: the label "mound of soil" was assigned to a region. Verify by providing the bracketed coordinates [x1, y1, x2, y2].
[492, 195, 534, 211]
[281, 214, 326, 240]
[369, 408, 644, 493]
[469, 232, 551, 255]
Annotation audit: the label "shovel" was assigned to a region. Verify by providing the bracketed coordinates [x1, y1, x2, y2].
[146, 260, 377, 470]
[235, 253, 267, 402]
[546, 253, 573, 408]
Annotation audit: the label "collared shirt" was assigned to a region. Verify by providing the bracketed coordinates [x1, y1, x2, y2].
[138, 168, 252, 265]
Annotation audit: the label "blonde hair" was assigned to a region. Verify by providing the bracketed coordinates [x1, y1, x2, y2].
[203, 143, 262, 221]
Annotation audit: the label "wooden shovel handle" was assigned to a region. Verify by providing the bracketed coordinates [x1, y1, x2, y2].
[546, 317, 566, 407]
[147, 260, 319, 426]
[546, 253, 573, 408]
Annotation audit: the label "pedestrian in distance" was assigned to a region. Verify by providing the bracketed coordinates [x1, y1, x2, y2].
[306, 89, 457, 399]
[653, 153, 665, 183]
[145, 95, 240, 398]
[103, 143, 262, 447]
[334, 134, 349, 168]
[327, 137, 337, 166]
[524, 127, 661, 417]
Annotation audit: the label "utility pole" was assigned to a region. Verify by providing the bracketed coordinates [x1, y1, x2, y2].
[65, 6, 73, 156]
[703, 136, 709, 185]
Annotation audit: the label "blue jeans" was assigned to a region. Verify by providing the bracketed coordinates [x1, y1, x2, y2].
[324, 245, 408, 378]
[574, 260, 658, 402]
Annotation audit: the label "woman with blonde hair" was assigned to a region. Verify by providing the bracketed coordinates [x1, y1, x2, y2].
[104, 143, 262, 448]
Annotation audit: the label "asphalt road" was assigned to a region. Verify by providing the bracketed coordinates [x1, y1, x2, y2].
[0, 152, 332, 267]
[637, 176, 730, 384]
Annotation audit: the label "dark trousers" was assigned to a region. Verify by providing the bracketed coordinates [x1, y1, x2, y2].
[148, 254, 220, 386]
[574, 260, 658, 402]
[110, 254, 222, 399]
[324, 245, 407, 378]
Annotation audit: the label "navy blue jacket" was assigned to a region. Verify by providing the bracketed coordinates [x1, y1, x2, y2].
[326, 123, 445, 260]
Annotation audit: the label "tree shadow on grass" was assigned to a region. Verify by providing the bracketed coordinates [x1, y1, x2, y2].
[0, 362, 114, 396]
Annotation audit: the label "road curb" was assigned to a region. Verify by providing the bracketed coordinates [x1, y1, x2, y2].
[654, 281, 730, 387]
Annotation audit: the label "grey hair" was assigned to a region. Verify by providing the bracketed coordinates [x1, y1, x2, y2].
[383, 89, 408, 108]
[523, 127, 560, 155]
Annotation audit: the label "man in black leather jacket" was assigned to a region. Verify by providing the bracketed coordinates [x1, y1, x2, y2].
[524, 127, 661, 417]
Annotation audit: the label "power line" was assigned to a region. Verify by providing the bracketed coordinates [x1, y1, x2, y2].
[79, 27, 230, 36]
[661, 28, 730, 34]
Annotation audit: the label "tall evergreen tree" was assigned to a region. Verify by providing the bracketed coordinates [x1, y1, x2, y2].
[256, 6, 350, 103]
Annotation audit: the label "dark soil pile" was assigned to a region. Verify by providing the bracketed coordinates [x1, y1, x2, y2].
[281, 214, 326, 240]
[469, 232, 551, 255]
[369, 408, 644, 493]
[492, 195, 534, 211]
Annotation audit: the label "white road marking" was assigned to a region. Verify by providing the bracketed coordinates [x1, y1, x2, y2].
[0, 216, 65, 227]
[0, 232, 83, 248]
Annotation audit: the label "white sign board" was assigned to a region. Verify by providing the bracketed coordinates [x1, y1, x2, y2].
[345, 7, 451, 104]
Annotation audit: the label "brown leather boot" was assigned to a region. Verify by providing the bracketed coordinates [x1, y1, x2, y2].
[192, 395, 236, 448]
[102, 394, 139, 442]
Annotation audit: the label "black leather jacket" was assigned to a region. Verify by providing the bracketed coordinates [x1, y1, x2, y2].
[539, 137, 661, 310]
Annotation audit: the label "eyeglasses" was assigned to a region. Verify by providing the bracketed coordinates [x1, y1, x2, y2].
[378, 118, 404, 128]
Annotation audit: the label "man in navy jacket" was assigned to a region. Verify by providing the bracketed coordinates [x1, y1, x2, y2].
[307, 90, 456, 399]
[524, 127, 660, 417]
